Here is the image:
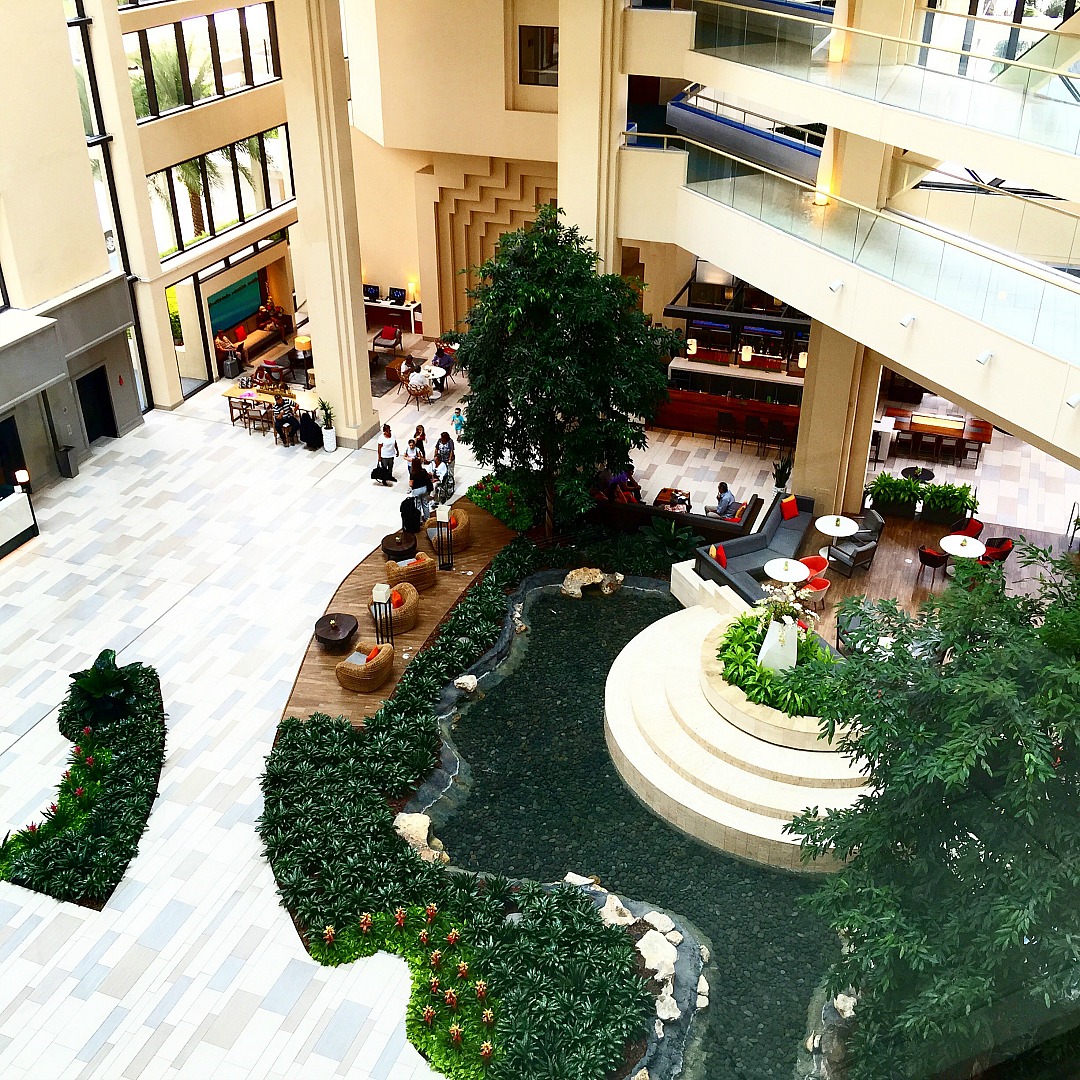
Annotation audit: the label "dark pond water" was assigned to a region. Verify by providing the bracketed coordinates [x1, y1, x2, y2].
[439, 587, 837, 1080]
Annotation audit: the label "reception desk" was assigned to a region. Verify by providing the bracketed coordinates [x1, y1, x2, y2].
[0, 491, 38, 559]
[364, 299, 422, 335]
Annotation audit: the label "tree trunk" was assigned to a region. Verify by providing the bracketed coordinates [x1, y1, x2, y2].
[544, 477, 555, 540]
[188, 187, 205, 238]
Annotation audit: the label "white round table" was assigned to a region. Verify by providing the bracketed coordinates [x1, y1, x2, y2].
[420, 363, 443, 400]
[816, 514, 859, 560]
[764, 558, 811, 584]
[940, 534, 985, 576]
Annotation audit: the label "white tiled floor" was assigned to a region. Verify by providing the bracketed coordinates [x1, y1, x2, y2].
[0, 370, 1075, 1078]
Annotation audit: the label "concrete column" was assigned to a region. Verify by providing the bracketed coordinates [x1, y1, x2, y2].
[415, 165, 442, 339]
[173, 282, 209, 382]
[791, 321, 881, 516]
[276, 0, 377, 448]
[135, 282, 183, 408]
[557, 0, 624, 270]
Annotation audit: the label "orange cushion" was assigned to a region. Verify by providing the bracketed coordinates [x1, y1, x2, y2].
[407, 558, 422, 567]
[780, 496, 799, 521]
[734, 501, 747, 521]
[708, 544, 717, 560]
[366, 645, 380, 662]
[390, 589, 404, 609]
[450, 515, 458, 529]
[716, 544, 727, 569]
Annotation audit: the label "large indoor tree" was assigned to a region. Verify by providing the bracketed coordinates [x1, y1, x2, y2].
[450, 204, 681, 536]
[785, 550, 1080, 1079]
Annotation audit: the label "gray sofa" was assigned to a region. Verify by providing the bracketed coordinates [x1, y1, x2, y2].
[693, 493, 817, 604]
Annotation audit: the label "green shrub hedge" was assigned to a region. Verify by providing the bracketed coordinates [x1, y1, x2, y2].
[259, 537, 649, 1079]
[467, 473, 535, 532]
[0, 649, 166, 905]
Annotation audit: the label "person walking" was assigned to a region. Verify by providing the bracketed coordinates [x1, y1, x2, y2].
[413, 425, 427, 460]
[409, 457, 432, 521]
[374, 424, 399, 485]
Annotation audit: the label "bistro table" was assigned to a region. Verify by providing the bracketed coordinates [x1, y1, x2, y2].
[419, 363, 443, 400]
[314, 612, 358, 651]
[940, 533, 985, 576]
[901, 466, 935, 483]
[815, 514, 859, 560]
[764, 558, 811, 584]
[382, 530, 418, 561]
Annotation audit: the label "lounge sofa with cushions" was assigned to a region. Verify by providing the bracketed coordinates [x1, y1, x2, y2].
[692, 493, 817, 605]
[587, 493, 765, 544]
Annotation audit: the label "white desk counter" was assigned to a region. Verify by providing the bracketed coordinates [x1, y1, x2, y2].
[0, 491, 37, 559]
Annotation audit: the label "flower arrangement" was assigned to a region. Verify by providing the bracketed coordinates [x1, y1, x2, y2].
[467, 474, 534, 531]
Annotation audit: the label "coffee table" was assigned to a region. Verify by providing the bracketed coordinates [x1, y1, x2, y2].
[940, 533, 985, 576]
[382, 531, 417, 561]
[815, 514, 859, 560]
[314, 612, 358, 650]
[901, 466, 934, 483]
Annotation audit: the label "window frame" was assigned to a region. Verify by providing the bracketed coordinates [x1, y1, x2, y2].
[518, 25, 559, 87]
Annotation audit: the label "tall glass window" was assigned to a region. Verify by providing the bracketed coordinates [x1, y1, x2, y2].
[519, 26, 559, 86]
[182, 17, 215, 102]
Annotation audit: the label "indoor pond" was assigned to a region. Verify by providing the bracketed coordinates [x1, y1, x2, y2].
[438, 587, 837, 1080]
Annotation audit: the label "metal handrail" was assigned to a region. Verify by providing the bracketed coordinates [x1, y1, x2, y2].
[619, 129, 1080, 302]
[914, 3, 1080, 42]
[677, 86, 825, 146]
[687, 0, 1080, 78]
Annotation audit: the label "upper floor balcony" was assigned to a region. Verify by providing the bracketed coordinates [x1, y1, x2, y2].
[626, 1, 1080, 201]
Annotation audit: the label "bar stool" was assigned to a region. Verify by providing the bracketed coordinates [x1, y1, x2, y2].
[714, 411, 737, 450]
[742, 415, 766, 455]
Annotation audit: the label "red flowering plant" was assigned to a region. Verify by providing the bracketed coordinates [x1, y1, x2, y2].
[466, 473, 533, 531]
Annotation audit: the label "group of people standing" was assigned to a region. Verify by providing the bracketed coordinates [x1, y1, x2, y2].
[373, 423, 457, 522]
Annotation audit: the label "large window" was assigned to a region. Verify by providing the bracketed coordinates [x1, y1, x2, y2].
[519, 26, 558, 86]
[125, 3, 279, 122]
[147, 126, 294, 260]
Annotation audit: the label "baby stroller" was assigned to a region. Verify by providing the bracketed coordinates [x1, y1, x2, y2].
[434, 467, 455, 506]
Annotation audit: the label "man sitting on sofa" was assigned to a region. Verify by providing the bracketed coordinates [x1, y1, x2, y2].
[705, 481, 738, 519]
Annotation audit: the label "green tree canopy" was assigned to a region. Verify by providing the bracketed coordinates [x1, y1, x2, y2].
[786, 549, 1080, 1078]
[449, 204, 681, 535]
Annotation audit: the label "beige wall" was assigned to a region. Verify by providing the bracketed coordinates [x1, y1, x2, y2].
[0, 0, 109, 308]
[346, 0, 558, 161]
[632, 240, 696, 330]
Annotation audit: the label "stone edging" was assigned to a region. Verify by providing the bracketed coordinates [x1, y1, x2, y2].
[405, 572, 704, 1080]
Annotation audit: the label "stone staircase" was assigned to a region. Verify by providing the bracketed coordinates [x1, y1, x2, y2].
[605, 605, 865, 872]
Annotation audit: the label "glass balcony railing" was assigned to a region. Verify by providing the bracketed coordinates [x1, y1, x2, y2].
[647, 0, 1080, 157]
[621, 133, 1080, 366]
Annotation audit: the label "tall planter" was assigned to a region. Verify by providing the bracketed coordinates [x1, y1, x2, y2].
[873, 498, 918, 520]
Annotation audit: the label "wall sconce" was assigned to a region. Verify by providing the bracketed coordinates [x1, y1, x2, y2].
[686, 338, 698, 356]
[828, 279, 844, 293]
[797, 351, 808, 369]
[976, 351, 992, 365]
[371, 583, 395, 646]
[813, 187, 829, 206]
[899, 314, 916, 328]
[435, 504, 455, 571]
[407, 281, 417, 303]
[741, 345, 753, 363]
[1067, 393, 1080, 409]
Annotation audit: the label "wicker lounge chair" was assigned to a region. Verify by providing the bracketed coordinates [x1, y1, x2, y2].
[369, 582, 419, 634]
[335, 641, 394, 692]
[423, 507, 472, 552]
[385, 551, 438, 591]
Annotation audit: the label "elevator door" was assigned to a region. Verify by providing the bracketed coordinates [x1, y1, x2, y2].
[76, 366, 118, 444]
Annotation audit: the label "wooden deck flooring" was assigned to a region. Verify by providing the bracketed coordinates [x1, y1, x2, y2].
[282, 499, 515, 727]
[806, 516, 1068, 645]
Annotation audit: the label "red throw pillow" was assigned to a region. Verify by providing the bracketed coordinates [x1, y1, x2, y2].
[390, 589, 404, 609]
[450, 515, 458, 529]
[780, 496, 799, 521]
[233, 324, 247, 341]
[382, 325, 395, 339]
[716, 544, 727, 568]
[366, 645, 380, 662]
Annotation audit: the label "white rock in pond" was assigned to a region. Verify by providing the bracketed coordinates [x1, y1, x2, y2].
[697, 974, 710, 998]
[696, 994, 709, 1011]
[643, 910, 675, 934]
[563, 872, 592, 887]
[699, 944, 711, 964]
[656, 987, 681, 1022]
[834, 993, 857, 1019]
[599, 893, 635, 926]
[636, 930, 678, 983]
[631, 1069, 651, 1080]
[653, 1019, 665, 1039]
[665, 930, 683, 946]
[454, 674, 478, 693]
[393, 813, 431, 850]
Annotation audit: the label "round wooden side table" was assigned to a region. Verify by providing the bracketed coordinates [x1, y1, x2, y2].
[314, 612, 358, 651]
[382, 531, 418, 561]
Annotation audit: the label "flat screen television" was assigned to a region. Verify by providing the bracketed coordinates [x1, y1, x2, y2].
[363, 284, 380, 302]
[388, 287, 407, 304]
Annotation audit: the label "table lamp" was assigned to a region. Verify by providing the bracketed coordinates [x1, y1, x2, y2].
[741, 345, 753, 364]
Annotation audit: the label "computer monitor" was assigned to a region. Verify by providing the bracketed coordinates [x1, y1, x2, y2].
[388, 287, 407, 304]
[363, 284, 380, 302]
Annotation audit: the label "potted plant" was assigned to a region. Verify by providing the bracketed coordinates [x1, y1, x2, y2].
[318, 397, 336, 453]
[772, 451, 794, 494]
[919, 481, 977, 525]
[865, 471, 923, 518]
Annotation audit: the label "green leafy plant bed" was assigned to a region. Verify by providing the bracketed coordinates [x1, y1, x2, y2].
[260, 538, 649, 1079]
[918, 480, 977, 524]
[865, 471, 923, 518]
[0, 649, 166, 906]
[467, 473, 534, 532]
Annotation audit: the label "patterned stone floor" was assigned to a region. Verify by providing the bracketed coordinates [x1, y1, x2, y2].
[0, 372, 1075, 1079]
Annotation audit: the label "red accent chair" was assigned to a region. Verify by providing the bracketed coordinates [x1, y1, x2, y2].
[978, 537, 1014, 566]
[799, 576, 831, 609]
[917, 545, 948, 585]
[799, 555, 829, 580]
[949, 517, 984, 540]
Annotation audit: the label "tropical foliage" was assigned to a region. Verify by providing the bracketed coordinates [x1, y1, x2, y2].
[259, 537, 650, 1078]
[448, 204, 682, 536]
[0, 649, 166, 905]
[785, 549, 1080, 1078]
[919, 480, 978, 516]
[467, 473, 534, 532]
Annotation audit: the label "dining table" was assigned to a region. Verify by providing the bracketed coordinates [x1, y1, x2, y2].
[815, 514, 859, 560]
[940, 533, 986, 576]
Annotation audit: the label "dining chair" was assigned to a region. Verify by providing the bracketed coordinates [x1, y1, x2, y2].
[714, 411, 737, 450]
[917, 545, 948, 585]
[405, 382, 432, 411]
[742, 415, 766, 455]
